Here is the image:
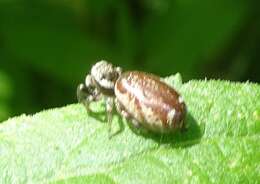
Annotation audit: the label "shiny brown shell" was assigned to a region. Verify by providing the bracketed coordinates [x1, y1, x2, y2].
[115, 71, 186, 133]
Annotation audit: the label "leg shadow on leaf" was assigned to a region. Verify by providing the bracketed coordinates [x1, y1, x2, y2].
[87, 110, 106, 123]
[127, 112, 203, 148]
[109, 113, 125, 137]
[87, 108, 125, 137]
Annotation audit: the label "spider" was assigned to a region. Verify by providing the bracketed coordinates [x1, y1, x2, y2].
[77, 60, 186, 136]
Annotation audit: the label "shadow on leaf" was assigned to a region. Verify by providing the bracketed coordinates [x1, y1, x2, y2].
[85, 103, 202, 148]
[87, 108, 125, 137]
[127, 112, 203, 148]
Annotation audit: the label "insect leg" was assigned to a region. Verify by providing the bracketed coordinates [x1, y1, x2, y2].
[77, 83, 92, 112]
[105, 97, 114, 138]
[115, 98, 131, 119]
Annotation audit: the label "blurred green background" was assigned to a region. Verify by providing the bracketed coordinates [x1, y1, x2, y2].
[0, 0, 259, 122]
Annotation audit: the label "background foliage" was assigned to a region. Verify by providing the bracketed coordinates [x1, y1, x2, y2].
[0, 0, 260, 121]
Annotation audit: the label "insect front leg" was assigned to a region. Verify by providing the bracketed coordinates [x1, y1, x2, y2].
[77, 74, 102, 112]
[105, 97, 114, 137]
[77, 83, 93, 112]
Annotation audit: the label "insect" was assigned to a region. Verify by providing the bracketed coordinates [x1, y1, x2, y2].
[77, 60, 186, 136]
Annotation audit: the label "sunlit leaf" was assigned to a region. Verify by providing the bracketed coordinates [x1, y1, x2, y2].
[0, 74, 259, 183]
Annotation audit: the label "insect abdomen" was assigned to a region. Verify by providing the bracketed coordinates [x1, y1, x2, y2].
[115, 71, 186, 133]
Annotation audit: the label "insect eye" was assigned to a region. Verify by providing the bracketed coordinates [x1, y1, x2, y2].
[100, 74, 106, 80]
[100, 72, 116, 81]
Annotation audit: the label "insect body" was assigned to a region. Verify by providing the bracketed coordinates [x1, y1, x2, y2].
[77, 60, 186, 135]
[115, 71, 186, 133]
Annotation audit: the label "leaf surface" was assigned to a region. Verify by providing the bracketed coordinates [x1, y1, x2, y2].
[0, 75, 259, 184]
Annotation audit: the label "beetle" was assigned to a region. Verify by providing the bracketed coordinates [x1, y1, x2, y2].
[77, 60, 186, 135]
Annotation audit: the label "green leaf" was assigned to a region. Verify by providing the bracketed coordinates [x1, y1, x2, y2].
[0, 74, 259, 183]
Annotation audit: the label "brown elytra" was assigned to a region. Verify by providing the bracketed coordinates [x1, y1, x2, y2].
[115, 71, 186, 133]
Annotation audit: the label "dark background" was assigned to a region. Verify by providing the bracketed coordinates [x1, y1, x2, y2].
[0, 0, 259, 122]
